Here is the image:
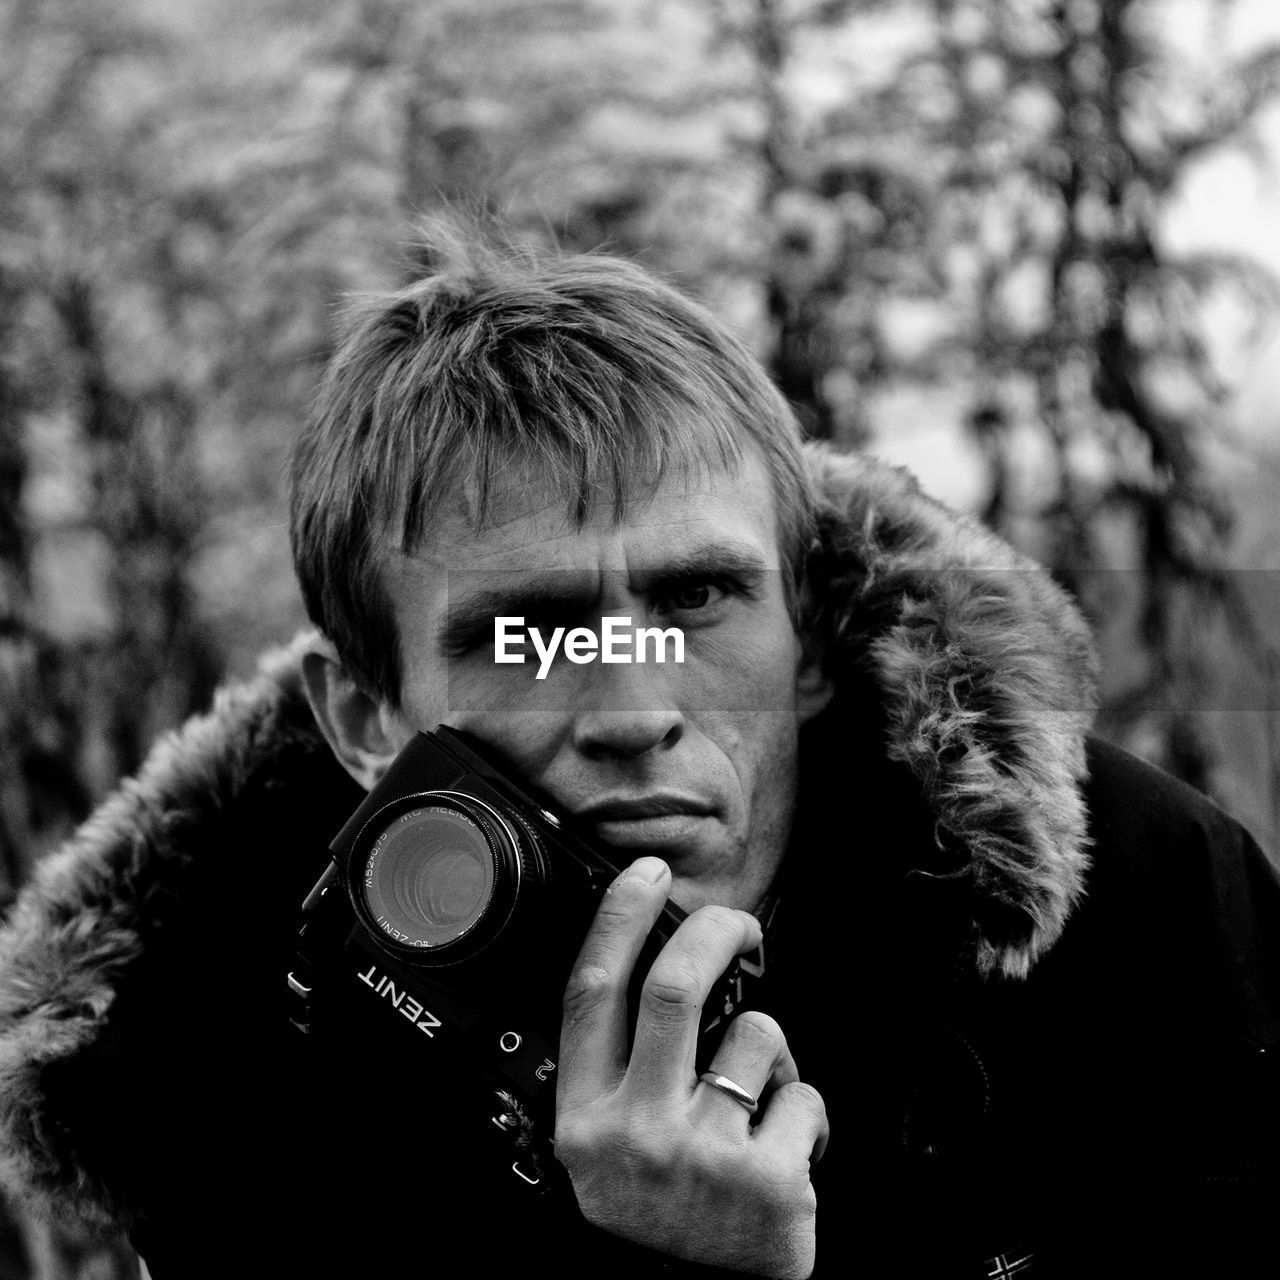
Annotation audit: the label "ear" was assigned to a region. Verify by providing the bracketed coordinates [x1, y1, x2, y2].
[301, 635, 413, 791]
[794, 563, 835, 726]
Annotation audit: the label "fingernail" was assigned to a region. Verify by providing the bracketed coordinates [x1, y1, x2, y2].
[624, 856, 669, 884]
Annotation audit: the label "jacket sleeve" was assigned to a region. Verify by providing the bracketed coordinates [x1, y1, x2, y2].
[0, 636, 362, 1235]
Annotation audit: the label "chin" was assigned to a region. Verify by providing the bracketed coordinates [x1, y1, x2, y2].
[668, 873, 751, 917]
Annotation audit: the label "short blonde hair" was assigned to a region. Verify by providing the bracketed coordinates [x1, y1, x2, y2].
[290, 219, 813, 703]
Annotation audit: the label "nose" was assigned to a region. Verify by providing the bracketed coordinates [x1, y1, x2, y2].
[571, 663, 684, 760]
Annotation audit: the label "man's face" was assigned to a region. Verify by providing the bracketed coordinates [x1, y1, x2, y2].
[378, 449, 827, 915]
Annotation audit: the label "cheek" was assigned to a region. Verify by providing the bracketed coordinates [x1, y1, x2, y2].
[430, 674, 569, 779]
[396, 659, 448, 733]
[684, 612, 802, 712]
[415, 642, 554, 722]
[679, 617, 804, 801]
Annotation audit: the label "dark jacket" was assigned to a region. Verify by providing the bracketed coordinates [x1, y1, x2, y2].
[0, 449, 1276, 1278]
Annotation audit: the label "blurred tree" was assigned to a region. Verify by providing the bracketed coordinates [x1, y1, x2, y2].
[703, 0, 1280, 815]
[901, 0, 1280, 803]
[0, 0, 228, 854]
[708, 0, 898, 440]
[0, 256, 45, 902]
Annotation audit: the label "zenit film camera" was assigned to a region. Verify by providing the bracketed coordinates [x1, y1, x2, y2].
[287, 727, 763, 1188]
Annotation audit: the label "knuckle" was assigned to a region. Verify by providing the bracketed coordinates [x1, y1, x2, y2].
[553, 1113, 588, 1164]
[640, 960, 702, 1021]
[690, 903, 752, 945]
[625, 1123, 678, 1176]
[555, 1105, 679, 1178]
[780, 1080, 827, 1119]
[561, 1117, 672, 1179]
[682, 1138, 732, 1186]
[593, 885, 645, 924]
[729, 1008, 785, 1052]
[580, 879, 655, 945]
[561, 963, 615, 1022]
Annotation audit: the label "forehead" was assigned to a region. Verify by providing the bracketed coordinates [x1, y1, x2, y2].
[402, 450, 782, 575]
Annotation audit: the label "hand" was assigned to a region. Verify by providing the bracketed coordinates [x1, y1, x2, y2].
[554, 856, 828, 1279]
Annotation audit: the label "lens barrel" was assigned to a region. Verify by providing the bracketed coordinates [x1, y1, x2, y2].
[353, 791, 538, 961]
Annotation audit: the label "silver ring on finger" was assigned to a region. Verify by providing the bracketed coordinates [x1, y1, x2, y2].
[698, 1071, 759, 1115]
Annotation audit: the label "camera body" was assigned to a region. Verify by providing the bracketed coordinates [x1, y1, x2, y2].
[288, 727, 762, 1188]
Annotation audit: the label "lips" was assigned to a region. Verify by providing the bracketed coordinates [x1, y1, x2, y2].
[575, 794, 715, 851]
[577, 794, 713, 822]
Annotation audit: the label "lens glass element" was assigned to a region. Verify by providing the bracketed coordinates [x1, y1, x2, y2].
[362, 805, 496, 948]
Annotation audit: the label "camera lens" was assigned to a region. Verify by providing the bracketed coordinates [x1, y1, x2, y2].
[362, 805, 497, 949]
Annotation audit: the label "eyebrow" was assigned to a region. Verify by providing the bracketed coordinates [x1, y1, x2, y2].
[442, 581, 597, 650]
[440, 539, 770, 650]
[628, 542, 770, 594]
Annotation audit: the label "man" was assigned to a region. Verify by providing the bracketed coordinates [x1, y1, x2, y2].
[0, 225, 1276, 1279]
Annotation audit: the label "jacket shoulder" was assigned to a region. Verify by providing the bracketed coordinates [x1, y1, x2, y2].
[1084, 735, 1255, 846]
[1058, 736, 1280, 1049]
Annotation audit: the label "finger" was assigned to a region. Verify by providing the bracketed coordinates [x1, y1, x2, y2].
[753, 1080, 830, 1166]
[696, 1011, 797, 1128]
[557, 857, 672, 1111]
[626, 905, 762, 1099]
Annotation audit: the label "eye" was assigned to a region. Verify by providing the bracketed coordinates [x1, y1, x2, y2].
[659, 578, 736, 619]
[669, 583, 713, 611]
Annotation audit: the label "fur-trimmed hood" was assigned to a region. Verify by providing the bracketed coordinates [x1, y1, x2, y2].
[0, 445, 1098, 1231]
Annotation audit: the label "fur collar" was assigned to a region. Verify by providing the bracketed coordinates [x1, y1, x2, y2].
[806, 448, 1096, 977]
[0, 445, 1097, 1227]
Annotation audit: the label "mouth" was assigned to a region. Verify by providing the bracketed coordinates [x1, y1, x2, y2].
[575, 794, 715, 850]
[577, 794, 713, 821]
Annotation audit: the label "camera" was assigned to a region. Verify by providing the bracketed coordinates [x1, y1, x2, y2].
[287, 726, 763, 1190]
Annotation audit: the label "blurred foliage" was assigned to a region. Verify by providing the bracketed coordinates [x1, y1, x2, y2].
[2, 0, 1280, 1274]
